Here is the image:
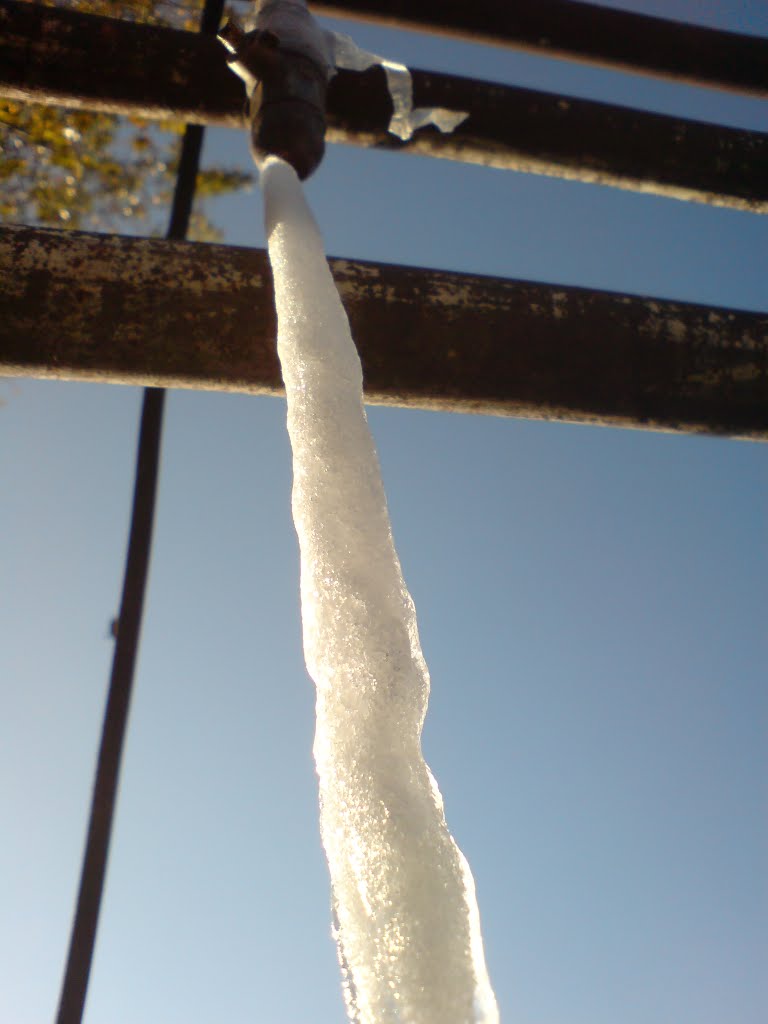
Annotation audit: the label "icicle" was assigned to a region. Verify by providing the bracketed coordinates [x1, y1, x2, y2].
[261, 155, 499, 1024]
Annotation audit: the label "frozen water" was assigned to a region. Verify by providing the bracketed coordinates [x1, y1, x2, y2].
[261, 155, 499, 1024]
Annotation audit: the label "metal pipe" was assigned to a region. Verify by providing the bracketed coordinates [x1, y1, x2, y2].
[314, 0, 768, 99]
[2, 224, 766, 441]
[1, 1, 765, 211]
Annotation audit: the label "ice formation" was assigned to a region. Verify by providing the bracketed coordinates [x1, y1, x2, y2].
[261, 155, 499, 1024]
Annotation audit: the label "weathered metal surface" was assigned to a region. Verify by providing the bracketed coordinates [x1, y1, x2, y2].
[315, 0, 768, 98]
[2, 224, 766, 440]
[0, 224, 281, 392]
[0, 0, 243, 124]
[1, 1, 767, 211]
[327, 66, 768, 211]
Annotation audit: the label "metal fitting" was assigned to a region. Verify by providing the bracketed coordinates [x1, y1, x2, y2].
[218, 18, 328, 180]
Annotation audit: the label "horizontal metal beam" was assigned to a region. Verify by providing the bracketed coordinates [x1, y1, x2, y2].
[1, 1, 766, 212]
[2, 224, 766, 440]
[315, 0, 768, 99]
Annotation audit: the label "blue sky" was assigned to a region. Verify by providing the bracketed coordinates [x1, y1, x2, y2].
[1, 2, 766, 1023]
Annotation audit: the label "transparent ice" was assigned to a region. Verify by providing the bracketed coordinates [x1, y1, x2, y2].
[261, 156, 499, 1024]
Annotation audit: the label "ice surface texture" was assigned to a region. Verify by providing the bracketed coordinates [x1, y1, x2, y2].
[261, 155, 498, 1024]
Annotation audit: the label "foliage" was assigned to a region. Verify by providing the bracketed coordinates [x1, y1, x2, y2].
[0, 0, 255, 240]
[27, 0, 204, 29]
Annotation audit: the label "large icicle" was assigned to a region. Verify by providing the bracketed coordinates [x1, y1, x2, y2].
[262, 156, 499, 1024]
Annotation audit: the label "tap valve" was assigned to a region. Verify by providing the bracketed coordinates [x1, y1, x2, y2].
[219, 18, 327, 180]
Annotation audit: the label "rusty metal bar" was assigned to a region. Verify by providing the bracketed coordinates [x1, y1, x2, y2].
[1, 1, 766, 212]
[314, 0, 768, 99]
[2, 224, 766, 440]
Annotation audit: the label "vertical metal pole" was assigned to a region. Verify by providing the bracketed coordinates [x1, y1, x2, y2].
[54, 2, 226, 1022]
[54, 386, 164, 1024]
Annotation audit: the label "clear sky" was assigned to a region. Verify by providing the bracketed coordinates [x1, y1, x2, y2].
[1, 2, 766, 1023]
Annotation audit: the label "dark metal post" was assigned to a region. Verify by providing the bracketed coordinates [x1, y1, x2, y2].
[53, 2, 226, 1022]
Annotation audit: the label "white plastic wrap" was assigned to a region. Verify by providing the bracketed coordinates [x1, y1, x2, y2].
[261, 154, 498, 1024]
[326, 32, 468, 140]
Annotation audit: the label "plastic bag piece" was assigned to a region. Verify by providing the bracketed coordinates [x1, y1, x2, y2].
[326, 31, 468, 141]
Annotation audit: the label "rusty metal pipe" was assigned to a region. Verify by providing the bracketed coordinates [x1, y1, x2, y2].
[3, 224, 767, 441]
[1, 1, 766, 210]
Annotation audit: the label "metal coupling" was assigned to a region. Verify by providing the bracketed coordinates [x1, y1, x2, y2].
[218, 18, 328, 180]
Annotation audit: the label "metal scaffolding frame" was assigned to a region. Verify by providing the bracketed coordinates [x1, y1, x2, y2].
[1, 2, 766, 1021]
